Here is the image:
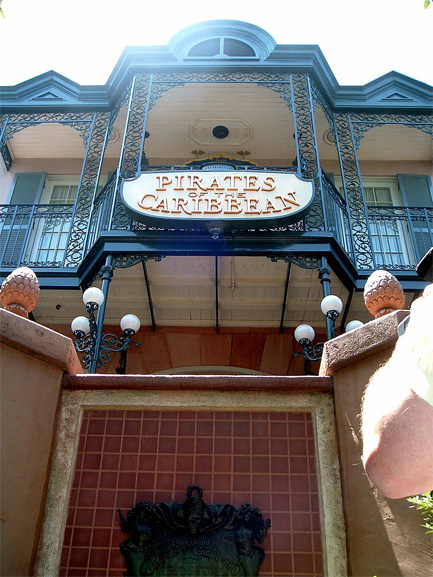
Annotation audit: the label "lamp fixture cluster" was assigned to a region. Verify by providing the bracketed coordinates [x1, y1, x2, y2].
[71, 287, 141, 374]
[70, 288, 363, 376]
[294, 295, 363, 374]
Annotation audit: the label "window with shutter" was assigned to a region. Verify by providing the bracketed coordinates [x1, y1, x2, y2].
[1, 172, 46, 266]
[30, 177, 79, 265]
[397, 174, 433, 207]
[363, 179, 410, 267]
[397, 174, 433, 262]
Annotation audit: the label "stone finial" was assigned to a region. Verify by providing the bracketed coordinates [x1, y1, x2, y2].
[0, 266, 40, 318]
[363, 269, 405, 319]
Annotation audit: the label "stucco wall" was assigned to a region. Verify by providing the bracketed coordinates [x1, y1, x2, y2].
[321, 310, 433, 577]
[0, 309, 81, 577]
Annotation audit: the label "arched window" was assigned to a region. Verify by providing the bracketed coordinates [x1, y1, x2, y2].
[168, 21, 276, 62]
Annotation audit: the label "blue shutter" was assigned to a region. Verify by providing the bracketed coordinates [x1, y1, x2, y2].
[397, 174, 433, 262]
[1, 172, 46, 266]
[7, 172, 46, 204]
[397, 174, 432, 207]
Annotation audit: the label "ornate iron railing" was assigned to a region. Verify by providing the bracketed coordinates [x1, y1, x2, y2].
[320, 171, 354, 261]
[0, 203, 75, 269]
[2, 177, 430, 274]
[86, 172, 119, 250]
[367, 205, 433, 270]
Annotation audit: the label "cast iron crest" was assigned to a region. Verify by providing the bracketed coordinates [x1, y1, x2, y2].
[118, 485, 271, 576]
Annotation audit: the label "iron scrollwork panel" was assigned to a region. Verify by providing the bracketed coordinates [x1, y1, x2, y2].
[110, 74, 153, 230]
[334, 113, 374, 270]
[290, 75, 325, 232]
[0, 112, 94, 172]
[64, 112, 111, 266]
[349, 113, 433, 149]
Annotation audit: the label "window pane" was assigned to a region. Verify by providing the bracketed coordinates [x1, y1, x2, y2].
[364, 188, 374, 205]
[188, 39, 220, 57]
[50, 185, 78, 204]
[223, 39, 255, 57]
[375, 187, 393, 205]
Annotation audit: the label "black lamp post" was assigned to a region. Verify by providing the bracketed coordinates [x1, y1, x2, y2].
[293, 323, 324, 376]
[71, 286, 141, 374]
[293, 295, 362, 374]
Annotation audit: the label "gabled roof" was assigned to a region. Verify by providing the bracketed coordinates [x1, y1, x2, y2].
[0, 71, 109, 111]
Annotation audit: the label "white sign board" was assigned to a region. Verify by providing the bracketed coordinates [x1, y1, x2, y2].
[121, 171, 314, 230]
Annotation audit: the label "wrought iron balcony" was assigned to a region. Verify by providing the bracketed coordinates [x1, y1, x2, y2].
[0, 203, 74, 270]
[367, 205, 433, 270]
[1, 171, 431, 275]
[86, 168, 354, 254]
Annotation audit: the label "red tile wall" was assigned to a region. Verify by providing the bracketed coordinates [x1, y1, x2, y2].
[60, 410, 323, 577]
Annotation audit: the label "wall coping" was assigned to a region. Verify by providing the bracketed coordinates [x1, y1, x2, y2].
[0, 309, 83, 374]
[62, 373, 332, 391]
[319, 309, 410, 376]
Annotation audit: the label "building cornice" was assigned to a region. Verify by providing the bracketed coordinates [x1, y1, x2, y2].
[1, 21, 432, 114]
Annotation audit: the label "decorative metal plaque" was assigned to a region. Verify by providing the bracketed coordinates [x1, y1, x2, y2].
[118, 485, 271, 576]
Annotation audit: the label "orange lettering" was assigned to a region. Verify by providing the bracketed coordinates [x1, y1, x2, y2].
[172, 198, 192, 215]
[204, 198, 222, 214]
[244, 175, 259, 192]
[275, 193, 300, 210]
[262, 198, 281, 214]
[150, 197, 169, 213]
[155, 176, 172, 191]
[224, 198, 242, 214]
[244, 198, 261, 214]
[187, 175, 208, 192]
[262, 176, 276, 193]
[138, 194, 158, 210]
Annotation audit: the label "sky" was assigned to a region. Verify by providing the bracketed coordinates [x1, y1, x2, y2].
[0, 0, 432, 88]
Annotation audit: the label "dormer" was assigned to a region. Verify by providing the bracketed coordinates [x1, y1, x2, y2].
[168, 20, 276, 62]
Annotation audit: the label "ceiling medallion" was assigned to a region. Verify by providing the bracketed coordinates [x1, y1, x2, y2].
[189, 119, 253, 146]
[323, 129, 335, 146]
[109, 127, 121, 143]
[212, 125, 230, 139]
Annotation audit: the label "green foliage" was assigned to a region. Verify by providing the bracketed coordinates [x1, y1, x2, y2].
[0, 0, 5, 20]
[408, 491, 433, 533]
[425, 0, 431, 9]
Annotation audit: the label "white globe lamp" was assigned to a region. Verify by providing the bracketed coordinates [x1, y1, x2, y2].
[294, 324, 315, 343]
[120, 314, 141, 333]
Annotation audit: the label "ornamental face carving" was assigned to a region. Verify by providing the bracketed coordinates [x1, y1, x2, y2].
[118, 485, 271, 576]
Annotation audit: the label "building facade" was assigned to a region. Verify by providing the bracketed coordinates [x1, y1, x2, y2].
[1, 20, 432, 577]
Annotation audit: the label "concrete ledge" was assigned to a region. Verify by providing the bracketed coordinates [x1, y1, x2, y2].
[63, 373, 332, 391]
[0, 309, 83, 374]
[320, 309, 410, 376]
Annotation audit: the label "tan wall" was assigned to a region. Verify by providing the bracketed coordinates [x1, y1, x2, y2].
[321, 310, 433, 577]
[0, 309, 81, 577]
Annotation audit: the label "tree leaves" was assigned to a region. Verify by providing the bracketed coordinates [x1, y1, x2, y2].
[408, 492, 433, 534]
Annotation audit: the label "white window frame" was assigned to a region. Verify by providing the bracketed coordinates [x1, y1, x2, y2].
[361, 176, 402, 207]
[362, 177, 415, 266]
[28, 176, 105, 264]
[39, 175, 80, 205]
[336, 176, 414, 267]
